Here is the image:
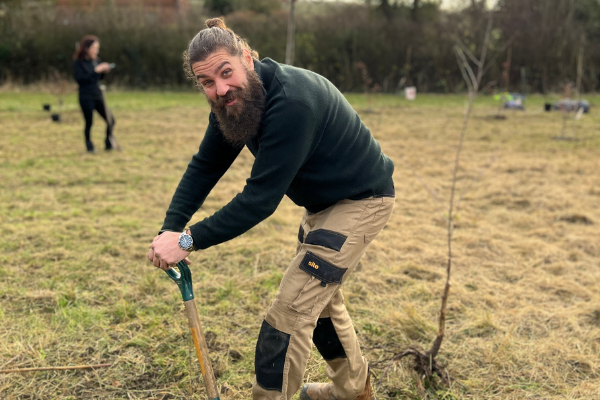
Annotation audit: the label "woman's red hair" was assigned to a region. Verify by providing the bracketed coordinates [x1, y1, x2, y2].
[73, 35, 100, 60]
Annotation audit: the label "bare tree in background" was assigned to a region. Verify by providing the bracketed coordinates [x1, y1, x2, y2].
[556, 34, 585, 141]
[572, 35, 585, 139]
[412, 0, 420, 21]
[285, 0, 296, 65]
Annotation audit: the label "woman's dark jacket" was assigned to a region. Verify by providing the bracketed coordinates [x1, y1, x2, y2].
[73, 58, 103, 99]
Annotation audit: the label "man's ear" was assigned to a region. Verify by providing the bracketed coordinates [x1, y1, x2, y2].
[242, 48, 254, 70]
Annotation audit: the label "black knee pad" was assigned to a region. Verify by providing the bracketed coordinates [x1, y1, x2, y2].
[313, 317, 347, 361]
[255, 320, 290, 392]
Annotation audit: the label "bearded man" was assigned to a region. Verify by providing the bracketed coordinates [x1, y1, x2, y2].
[148, 18, 395, 400]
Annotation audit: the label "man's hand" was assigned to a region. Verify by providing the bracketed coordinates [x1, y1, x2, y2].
[148, 231, 191, 271]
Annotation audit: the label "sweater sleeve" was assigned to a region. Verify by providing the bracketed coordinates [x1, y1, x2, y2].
[160, 114, 243, 234]
[189, 100, 319, 249]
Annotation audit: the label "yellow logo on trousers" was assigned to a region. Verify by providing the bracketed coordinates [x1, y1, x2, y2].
[308, 261, 319, 269]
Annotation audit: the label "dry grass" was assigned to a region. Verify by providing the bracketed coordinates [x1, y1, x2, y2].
[1, 89, 599, 399]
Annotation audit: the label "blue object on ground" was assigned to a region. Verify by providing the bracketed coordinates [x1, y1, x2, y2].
[553, 98, 590, 113]
[503, 93, 526, 110]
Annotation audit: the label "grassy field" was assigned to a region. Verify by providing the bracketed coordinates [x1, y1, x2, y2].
[1, 87, 599, 400]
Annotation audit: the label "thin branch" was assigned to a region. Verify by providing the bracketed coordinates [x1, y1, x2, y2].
[481, 34, 518, 78]
[253, 251, 269, 276]
[452, 35, 481, 67]
[454, 46, 476, 91]
[0, 363, 111, 374]
[481, 79, 498, 93]
[454, 49, 474, 94]
[475, 12, 494, 89]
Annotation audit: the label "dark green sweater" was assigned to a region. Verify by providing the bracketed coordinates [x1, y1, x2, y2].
[161, 58, 394, 250]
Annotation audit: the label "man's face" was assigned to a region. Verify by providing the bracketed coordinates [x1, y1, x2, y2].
[192, 49, 254, 116]
[192, 48, 265, 148]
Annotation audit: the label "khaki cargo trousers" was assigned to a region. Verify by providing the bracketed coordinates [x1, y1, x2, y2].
[252, 195, 395, 400]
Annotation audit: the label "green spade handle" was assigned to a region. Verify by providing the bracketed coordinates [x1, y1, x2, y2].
[165, 260, 194, 301]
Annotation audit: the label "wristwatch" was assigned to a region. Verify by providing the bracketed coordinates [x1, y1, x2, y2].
[178, 230, 195, 252]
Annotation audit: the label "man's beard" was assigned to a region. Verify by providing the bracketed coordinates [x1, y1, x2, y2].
[208, 69, 266, 148]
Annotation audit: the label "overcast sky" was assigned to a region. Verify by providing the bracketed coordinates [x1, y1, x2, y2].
[316, 0, 498, 10]
[440, 0, 498, 10]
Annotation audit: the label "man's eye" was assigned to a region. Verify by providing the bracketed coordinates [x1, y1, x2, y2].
[202, 80, 213, 87]
[223, 69, 231, 77]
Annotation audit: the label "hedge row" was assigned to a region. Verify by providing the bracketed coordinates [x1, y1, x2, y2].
[1, 1, 599, 93]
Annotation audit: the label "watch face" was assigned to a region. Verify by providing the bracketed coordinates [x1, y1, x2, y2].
[179, 234, 193, 250]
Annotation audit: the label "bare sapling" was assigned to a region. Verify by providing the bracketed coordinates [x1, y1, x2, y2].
[559, 82, 573, 139]
[555, 36, 585, 141]
[48, 68, 70, 122]
[355, 62, 382, 115]
[572, 38, 585, 139]
[376, 11, 496, 391]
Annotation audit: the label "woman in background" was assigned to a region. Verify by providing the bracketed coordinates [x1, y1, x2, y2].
[72, 35, 115, 153]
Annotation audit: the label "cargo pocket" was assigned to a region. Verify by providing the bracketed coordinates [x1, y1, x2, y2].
[299, 251, 347, 287]
[289, 252, 348, 314]
[305, 229, 347, 252]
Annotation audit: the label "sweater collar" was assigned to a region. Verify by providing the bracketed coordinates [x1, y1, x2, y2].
[254, 58, 275, 98]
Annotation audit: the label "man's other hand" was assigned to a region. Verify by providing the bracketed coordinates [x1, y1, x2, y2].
[148, 231, 191, 271]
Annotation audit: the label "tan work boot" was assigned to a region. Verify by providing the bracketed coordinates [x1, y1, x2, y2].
[299, 372, 374, 400]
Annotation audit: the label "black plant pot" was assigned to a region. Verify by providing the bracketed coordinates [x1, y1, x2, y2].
[43, 104, 51, 111]
[51, 113, 61, 122]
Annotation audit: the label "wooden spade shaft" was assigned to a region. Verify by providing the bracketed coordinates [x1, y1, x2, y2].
[183, 299, 220, 400]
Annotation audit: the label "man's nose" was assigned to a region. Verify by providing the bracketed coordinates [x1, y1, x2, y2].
[216, 80, 229, 97]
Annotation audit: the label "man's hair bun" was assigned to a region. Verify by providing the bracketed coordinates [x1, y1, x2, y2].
[185, 16, 258, 82]
[205, 18, 226, 29]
